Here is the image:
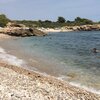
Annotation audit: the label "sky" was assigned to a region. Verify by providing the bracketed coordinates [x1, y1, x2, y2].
[0, 0, 100, 21]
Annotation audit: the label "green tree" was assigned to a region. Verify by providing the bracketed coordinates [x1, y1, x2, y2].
[75, 17, 82, 22]
[44, 20, 52, 23]
[74, 17, 93, 25]
[0, 14, 10, 27]
[57, 16, 66, 23]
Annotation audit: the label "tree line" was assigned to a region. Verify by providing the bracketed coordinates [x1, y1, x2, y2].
[0, 14, 100, 28]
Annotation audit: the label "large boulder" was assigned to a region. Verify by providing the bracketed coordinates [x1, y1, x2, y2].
[0, 22, 46, 37]
[5, 28, 46, 37]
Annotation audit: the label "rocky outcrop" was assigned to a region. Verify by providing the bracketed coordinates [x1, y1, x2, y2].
[4, 28, 46, 37]
[72, 24, 100, 31]
[1, 22, 100, 36]
[63, 24, 100, 31]
[0, 22, 46, 37]
[6, 22, 26, 28]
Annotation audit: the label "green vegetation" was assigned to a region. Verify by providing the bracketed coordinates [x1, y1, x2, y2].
[15, 16, 95, 28]
[74, 17, 93, 25]
[15, 20, 67, 28]
[57, 16, 66, 23]
[0, 14, 99, 28]
[0, 14, 10, 27]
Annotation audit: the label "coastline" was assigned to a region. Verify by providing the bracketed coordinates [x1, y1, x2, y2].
[37, 28, 73, 33]
[0, 62, 100, 99]
[37, 24, 100, 33]
[0, 32, 100, 99]
[1, 23, 100, 36]
[0, 40, 100, 99]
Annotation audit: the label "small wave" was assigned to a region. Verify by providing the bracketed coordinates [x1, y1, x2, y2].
[58, 75, 100, 95]
[70, 82, 100, 95]
[0, 47, 26, 66]
[0, 47, 6, 53]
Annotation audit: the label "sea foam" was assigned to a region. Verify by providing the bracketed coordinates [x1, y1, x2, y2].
[70, 82, 100, 95]
[0, 47, 25, 66]
[0, 47, 6, 53]
[58, 75, 100, 95]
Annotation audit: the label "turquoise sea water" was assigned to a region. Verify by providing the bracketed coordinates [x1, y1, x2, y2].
[0, 31, 100, 92]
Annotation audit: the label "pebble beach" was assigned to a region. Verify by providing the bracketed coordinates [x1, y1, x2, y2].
[0, 33, 100, 100]
[0, 62, 100, 100]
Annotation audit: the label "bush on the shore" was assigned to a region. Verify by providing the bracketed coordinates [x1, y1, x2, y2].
[0, 14, 10, 27]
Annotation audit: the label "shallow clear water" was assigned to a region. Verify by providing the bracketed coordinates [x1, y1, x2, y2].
[0, 31, 100, 91]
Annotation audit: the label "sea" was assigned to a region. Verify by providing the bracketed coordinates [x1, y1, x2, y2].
[0, 31, 100, 94]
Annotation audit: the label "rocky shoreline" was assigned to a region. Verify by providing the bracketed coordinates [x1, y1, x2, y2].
[71, 24, 100, 31]
[0, 62, 100, 100]
[38, 24, 100, 33]
[0, 23, 100, 37]
[0, 22, 46, 37]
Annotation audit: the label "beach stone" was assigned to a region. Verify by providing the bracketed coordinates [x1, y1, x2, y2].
[0, 22, 46, 37]
[0, 63, 100, 100]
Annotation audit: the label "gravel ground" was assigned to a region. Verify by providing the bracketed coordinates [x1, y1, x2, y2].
[0, 62, 100, 100]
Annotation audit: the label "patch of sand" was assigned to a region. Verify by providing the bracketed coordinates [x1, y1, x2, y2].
[0, 33, 11, 39]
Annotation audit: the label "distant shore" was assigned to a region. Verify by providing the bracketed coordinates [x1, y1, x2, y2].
[37, 27, 73, 33]
[0, 22, 100, 38]
[37, 24, 100, 33]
